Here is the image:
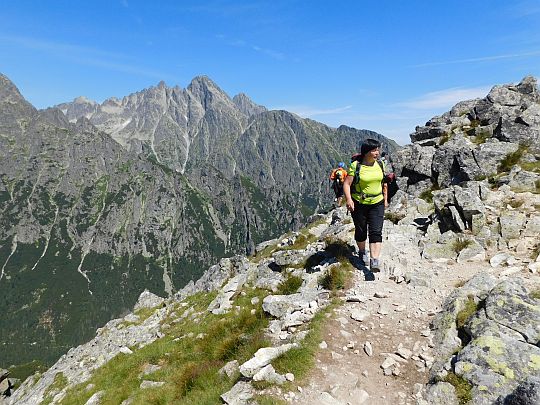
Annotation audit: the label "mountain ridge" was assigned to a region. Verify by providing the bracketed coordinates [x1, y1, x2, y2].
[0, 73, 397, 374]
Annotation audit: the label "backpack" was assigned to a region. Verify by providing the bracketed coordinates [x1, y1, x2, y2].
[351, 157, 397, 200]
[334, 169, 344, 185]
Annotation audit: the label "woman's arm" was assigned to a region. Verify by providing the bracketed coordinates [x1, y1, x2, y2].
[344, 175, 354, 212]
[383, 183, 388, 208]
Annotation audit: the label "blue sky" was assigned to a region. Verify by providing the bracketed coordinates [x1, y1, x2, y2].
[1, 0, 539, 145]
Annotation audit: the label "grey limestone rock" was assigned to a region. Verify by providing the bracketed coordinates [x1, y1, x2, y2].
[239, 343, 299, 377]
[424, 382, 459, 405]
[133, 290, 165, 312]
[220, 381, 255, 405]
[495, 376, 540, 404]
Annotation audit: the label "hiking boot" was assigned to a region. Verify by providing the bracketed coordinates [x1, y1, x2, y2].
[370, 258, 381, 272]
[358, 251, 369, 266]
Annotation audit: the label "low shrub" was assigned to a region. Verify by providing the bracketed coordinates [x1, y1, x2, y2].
[452, 238, 472, 254]
[276, 274, 303, 295]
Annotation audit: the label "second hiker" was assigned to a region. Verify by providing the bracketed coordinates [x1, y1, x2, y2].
[329, 162, 348, 206]
[343, 139, 388, 272]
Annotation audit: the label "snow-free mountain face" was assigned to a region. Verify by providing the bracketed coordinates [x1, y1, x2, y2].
[1, 73, 398, 374]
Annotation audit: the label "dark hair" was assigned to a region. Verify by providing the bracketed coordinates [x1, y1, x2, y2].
[360, 138, 381, 156]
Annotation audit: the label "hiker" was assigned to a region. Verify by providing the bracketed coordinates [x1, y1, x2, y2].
[343, 139, 388, 272]
[329, 162, 348, 206]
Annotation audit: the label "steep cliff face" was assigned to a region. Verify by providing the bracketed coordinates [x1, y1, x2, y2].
[0, 74, 236, 369]
[0, 73, 397, 372]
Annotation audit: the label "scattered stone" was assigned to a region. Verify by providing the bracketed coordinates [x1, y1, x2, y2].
[252, 364, 286, 385]
[364, 341, 373, 357]
[221, 381, 255, 405]
[140, 381, 165, 389]
[84, 391, 105, 405]
[345, 295, 368, 303]
[350, 308, 370, 322]
[381, 357, 396, 370]
[240, 344, 298, 377]
[218, 360, 239, 379]
[319, 341, 328, 349]
[119, 346, 133, 355]
[396, 344, 412, 360]
[331, 351, 344, 360]
[138, 364, 161, 378]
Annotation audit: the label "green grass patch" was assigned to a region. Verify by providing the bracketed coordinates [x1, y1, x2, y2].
[255, 395, 288, 405]
[284, 233, 318, 251]
[323, 238, 353, 262]
[8, 360, 48, 383]
[456, 296, 478, 330]
[452, 238, 473, 254]
[443, 372, 473, 405]
[276, 274, 303, 295]
[272, 299, 339, 384]
[439, 132, 451, 145]
[252, 243, 279, 263]
[58, 289, 271, 405]
[42, 372, 68, 405]
[530, 287, 540, 301]
[498, 144, 528, 173]
[470, 129, 491, 144]
[419, 184, 440, 203]
[384, 211, 406, 224]
[506, 198, 524, 209]
[521, 160, 540, 174]
[319, 262, 353, 293]
[119, 305, 162, 328]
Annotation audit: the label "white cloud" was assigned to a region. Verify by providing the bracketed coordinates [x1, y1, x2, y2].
[396, 86, 491, 110]
[411, 50, 540, 68]
[0, 35, 173, 80]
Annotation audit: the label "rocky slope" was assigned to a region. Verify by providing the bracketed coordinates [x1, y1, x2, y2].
[4, 180, 538, 404]
[2, 75, 539, 405]
[0, 73, 398, 375]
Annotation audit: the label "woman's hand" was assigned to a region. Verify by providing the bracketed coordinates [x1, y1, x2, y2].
[384, 199, 389, 208]
[346, 198, 355, 212]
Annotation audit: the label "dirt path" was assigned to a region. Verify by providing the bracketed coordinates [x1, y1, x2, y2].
[280, 259, 501, 405]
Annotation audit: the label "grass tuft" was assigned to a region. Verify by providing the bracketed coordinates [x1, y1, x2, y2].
[319, 263, 352, 293]
[276, 274, 303, 295]
[323, 239, 353, 262]
[498, 144, 528, 173]
[452, 238, 472, 254]
[443, 372, 473, 405]
[456, 296, 478, 330]
[384, 211, 406, 224]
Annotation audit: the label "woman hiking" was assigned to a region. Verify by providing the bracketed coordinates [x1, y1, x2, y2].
[343, 139, 388, 272]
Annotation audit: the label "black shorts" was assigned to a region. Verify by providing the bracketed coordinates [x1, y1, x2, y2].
[351, 200, 384, 243]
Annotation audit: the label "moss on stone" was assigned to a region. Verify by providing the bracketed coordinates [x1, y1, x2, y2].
[511, 296, 540, 312]
[486, 358, 515, 379]
[443, 372, 473, 405]
[456, 296, 478, 330]
[475, 336, 505, 356]
[529, 354, 540, 370]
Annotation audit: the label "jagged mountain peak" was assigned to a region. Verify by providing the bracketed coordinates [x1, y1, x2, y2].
[233, 92, 267, 117]
[72, 95, 97, 105]
[187, 75, 232, 105]
[0, 73, 34, 108]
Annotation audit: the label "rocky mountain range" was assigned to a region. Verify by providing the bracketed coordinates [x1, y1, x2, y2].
[2, 75, 538, 405]
[0, 73, 398, 375]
